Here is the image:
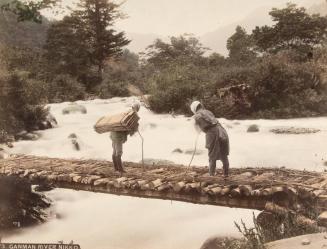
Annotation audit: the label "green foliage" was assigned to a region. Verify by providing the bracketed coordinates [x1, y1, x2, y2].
[144, 35, 208, 69]
[227, 26, 257, 65]
[234, 214, 266, 249]
[97, 80, 129, 98]
[73, 0, 130, 78]
[249, 55, 327, 118]
[43, 16, 93, 83]
[47, 74, 86, 102]
[0, 70, 48, 133]
[0, 8, 49, 49]
[43, 0, 130, 91]
[252, 3, 327, 55]
[144, 35, 216, 114]
[148, 62, 209, 114]
[95, 49, 140, 98]
[0, 0, 57, 23]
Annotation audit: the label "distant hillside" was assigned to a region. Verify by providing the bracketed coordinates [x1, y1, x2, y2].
[200, 6, 274, 56]
[308, 1, 327, 15]
[125, 1, 327, 56]
[0, 10, 49, 49]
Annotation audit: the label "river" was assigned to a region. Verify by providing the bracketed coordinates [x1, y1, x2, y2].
[2, 97, 327, 249]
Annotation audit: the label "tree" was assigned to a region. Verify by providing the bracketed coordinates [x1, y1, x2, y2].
[144, 35, 208, 68]
[207, 52, 226, 67]
[44, 0, 130, 89]
[0, 0, 58, 23]
[252, 3, 327, 54]
[227, 26, 256, 65]
[74, 0, 130, 79]
[44, 15, 92, 80]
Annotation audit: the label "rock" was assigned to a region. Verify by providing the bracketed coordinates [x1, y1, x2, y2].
[301, 238, 311, 245]
[0, 150, 9, 159]
[68, 133, 77, 139]
[25, 133, 39, 141]
[34, 183, 54, 192]
[6, 142, 14, 148]
[6, 135, 15, 143]
[148, 123, 157, 129]
[16, 131, 40, 141]
[62, 103, 87, 115]
[184, 149, 204, 155]
[172, 148, 183, 153]
[43, 112, 58, 129]
[270, 127, 320, 135]
[247, 124, 259, 133]
[68, 133, 81, 151]
[318, 212, 327, 227]
[55, 213, 65, 220]
[240, 171, 254, 178]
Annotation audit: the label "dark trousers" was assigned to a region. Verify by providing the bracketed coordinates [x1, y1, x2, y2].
[209, 155, 229, 176]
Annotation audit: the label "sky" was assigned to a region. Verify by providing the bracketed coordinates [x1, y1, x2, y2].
[44, 0, 324, 36]
[115, 0, 322, 36]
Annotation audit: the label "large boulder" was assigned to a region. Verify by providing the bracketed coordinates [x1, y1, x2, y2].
[317, 211, 327, 227]
[39, 112, 58, 130]
[15, 131, 40, 141]
[172, 148, 183, 154]
[247, 124, 260, 133]
[0, 148, 9, 159]
[62, 103, 87, 115]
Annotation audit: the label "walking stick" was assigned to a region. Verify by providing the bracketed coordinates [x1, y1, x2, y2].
[185, 133, 200, 176]
[137, 129, 145, 171]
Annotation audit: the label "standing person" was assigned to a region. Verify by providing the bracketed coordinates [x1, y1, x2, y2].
[110, 102, 140, 173]
[190, 101, 230, 177]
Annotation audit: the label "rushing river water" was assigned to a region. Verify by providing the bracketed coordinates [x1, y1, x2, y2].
[4, 189, 257, 249]
[3, 97, 327, 249]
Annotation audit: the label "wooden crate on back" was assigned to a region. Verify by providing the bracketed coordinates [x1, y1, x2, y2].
[94, 111, 139, 134]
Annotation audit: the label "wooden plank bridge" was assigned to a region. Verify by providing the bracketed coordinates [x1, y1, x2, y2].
[1, 154, 327, 227]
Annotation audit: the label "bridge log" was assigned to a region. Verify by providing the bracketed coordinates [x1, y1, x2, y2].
[0, 154, 326, 218]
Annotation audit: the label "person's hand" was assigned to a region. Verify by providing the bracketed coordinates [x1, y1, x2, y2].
[192, 118, 201, 134]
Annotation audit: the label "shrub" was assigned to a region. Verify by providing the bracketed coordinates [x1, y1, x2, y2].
[148, 63, 210, 114]
[47, 74, 86, 102]
[96, 80, 129, 99]
[0, 70, 49, 133]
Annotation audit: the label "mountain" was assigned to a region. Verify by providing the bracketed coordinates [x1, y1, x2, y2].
[200, 6, 274, 56]
[308, 1, 327, 15]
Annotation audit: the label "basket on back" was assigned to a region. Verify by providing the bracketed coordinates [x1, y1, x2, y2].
[94, 111, 139, 134]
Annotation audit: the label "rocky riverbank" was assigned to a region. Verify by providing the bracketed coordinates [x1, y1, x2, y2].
[0, 175, 51, 231]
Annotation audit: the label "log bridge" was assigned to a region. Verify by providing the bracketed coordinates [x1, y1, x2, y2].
[1, 154, 327, 227]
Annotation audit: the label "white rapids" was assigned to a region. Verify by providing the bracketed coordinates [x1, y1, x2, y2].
[3, 97, 327, 249]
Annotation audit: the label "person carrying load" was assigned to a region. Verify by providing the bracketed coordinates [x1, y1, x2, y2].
[190, 101, 230, 177]
[94, 102, 141, 173]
